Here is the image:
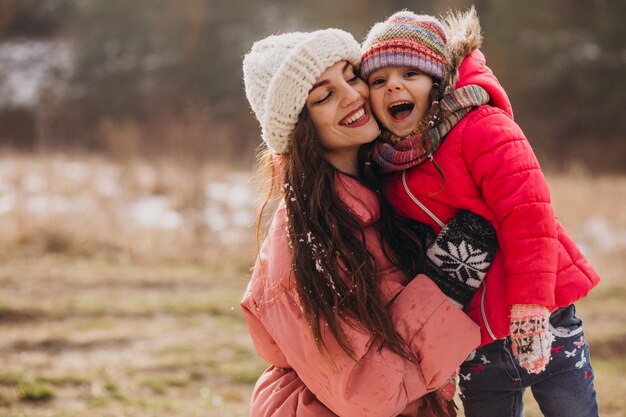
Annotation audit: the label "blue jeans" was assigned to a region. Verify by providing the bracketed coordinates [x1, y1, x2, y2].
[459, 305, 599, 417]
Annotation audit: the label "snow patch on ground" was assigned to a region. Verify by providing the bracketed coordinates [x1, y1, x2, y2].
[0, 159, 257, 245]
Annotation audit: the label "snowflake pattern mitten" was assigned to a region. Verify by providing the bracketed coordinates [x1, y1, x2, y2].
[424, 210, 498, 307]
[510, 304, 555, 374]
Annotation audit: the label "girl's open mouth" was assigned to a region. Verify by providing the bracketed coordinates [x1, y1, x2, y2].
[388, 101, 415, 121]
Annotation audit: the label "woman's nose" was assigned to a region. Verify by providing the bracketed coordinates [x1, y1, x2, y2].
[340, 84, 361, 107]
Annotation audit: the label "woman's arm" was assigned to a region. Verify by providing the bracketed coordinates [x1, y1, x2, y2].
[242, 259, 479, 417]
[249, 365, 339, 417]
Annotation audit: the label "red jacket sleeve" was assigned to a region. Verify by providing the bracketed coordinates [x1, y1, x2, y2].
[461, 107, 559, 307]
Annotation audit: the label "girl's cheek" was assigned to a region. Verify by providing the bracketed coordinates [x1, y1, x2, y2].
[370, 93, 383, 115]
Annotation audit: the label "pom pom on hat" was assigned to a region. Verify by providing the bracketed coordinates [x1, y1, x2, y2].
[243, 29, 361, 154]
[361, 11, 447, 82]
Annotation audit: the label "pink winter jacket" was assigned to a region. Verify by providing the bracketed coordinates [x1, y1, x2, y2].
[383, 50, 600, 347]
[241, 172, 480, 417]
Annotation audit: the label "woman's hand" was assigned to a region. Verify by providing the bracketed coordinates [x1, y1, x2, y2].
[435, 369, 458, 402]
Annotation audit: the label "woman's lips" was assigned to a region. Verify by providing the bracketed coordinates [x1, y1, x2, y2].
[339, 104, 371, 127]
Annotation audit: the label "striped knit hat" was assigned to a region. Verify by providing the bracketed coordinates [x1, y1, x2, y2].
[361, 11, 447, 81]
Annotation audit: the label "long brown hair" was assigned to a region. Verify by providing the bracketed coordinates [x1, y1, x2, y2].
[256, 107, 427, 362]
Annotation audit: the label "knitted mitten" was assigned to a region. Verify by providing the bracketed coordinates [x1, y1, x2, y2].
[510, 304, 555, 374]
[424, 211, 498, 307]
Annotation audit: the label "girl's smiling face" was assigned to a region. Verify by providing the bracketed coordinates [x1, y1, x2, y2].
[367, 66, 434, 138]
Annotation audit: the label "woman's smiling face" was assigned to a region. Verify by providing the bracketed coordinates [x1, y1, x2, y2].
[305, 61, 379, 171]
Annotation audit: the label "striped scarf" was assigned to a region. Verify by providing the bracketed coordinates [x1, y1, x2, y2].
[372, 85, 490, 173]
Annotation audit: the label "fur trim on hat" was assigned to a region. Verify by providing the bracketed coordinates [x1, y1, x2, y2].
[441, 7, 483, 95]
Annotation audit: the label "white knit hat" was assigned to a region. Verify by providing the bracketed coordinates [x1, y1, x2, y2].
[243, 29, 361, 154]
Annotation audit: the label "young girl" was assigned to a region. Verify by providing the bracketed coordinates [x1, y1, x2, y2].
[360, 8, 601, 417]
[241, 28, 480, 417]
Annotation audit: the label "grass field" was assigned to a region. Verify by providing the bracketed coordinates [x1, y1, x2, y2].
[0, 154, 624, 416]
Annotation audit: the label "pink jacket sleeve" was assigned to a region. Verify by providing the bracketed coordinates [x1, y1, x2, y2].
[461, 107, 559, 307]
[242, 257, 479, 417]
[249, 366, 339, 417]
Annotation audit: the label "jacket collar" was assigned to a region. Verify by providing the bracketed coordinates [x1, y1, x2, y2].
[335, 173, 380, 227]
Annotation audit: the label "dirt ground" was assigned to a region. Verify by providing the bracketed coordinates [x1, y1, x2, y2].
[0, 257, 262, 417]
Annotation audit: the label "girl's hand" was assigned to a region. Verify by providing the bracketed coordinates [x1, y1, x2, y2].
[424, 210, 498, 308]
[510, 304, 555, 374]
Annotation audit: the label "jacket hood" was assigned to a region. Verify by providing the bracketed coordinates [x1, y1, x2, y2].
[441, 7, 513, 118]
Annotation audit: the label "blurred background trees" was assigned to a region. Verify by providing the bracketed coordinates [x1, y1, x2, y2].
[0, 0, 624, 171]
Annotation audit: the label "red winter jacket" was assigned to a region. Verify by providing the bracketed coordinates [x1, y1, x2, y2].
[383, 50, 600, 347]
[242, 172, 480, 416]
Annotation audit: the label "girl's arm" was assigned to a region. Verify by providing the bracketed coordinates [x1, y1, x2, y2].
[462, 107, 559, 308]
[462, 107, 557, 373]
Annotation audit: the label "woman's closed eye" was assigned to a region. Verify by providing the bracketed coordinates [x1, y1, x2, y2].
[313, 76, 359, 105]
[313, 90, 332, 105]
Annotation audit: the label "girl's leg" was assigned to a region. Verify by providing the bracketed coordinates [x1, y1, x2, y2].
[529, 305, 599, 417]
[459, 339, 525, 417]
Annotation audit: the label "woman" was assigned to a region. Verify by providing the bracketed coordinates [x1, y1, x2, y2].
[241, 28, 480, 417]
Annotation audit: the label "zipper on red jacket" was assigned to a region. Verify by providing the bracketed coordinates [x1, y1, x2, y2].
[401, 170, 444, 228]
[402, 166, 498, 342]
[480, 280, 497, 341]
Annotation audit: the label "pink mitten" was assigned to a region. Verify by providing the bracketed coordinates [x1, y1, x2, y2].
[510, 304, 555, 374]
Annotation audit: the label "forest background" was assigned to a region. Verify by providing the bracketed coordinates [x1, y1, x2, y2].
[0, 1, 624, 416]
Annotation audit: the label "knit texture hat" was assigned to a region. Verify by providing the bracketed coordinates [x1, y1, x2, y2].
[361, 11, 447, 81]
[243, 29, 361, 154]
